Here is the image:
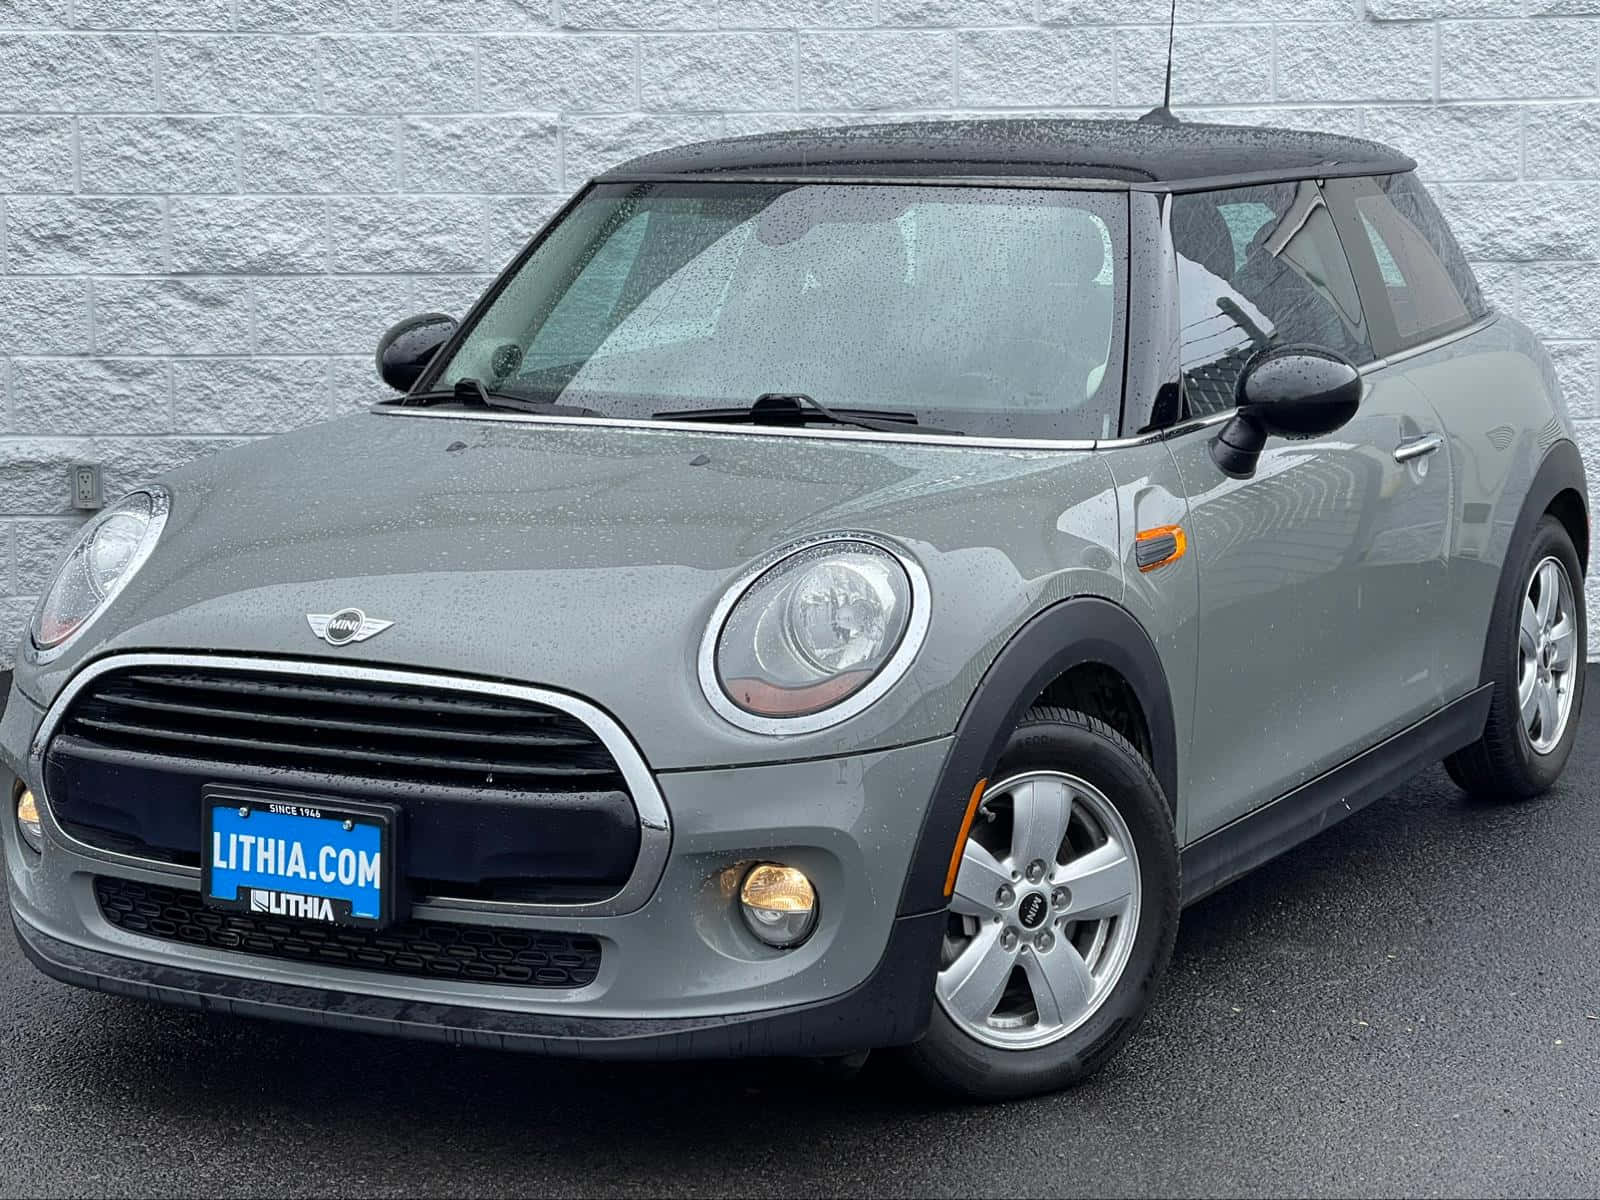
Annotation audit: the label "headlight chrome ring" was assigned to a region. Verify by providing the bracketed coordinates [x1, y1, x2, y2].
[697, 532, 931, 737]
[30, 486, 170, 664]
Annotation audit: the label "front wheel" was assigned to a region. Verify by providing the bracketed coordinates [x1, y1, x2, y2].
[897, 706, 1179, 1101]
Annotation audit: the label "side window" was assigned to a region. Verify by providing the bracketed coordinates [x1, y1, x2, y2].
[1171, 181, 1373, 418]
[1217, 201, 1277, 272]
[1325, 173, 1486, 354]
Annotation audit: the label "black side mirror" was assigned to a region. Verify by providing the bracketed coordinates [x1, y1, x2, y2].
[376, 313, 457, 393]
[1209, 347, 1362, 480]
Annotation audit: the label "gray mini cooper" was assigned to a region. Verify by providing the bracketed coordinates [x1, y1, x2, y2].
[4, 119, 1588, 1101]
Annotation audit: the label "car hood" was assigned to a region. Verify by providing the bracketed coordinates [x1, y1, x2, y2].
[23, 411, 1120, 768]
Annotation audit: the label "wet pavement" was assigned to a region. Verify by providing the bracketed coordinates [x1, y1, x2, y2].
[4, 701, 1599, 1198]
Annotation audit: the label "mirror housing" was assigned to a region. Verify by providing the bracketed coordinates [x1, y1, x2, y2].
[1209, 347, 1362, 480]
[376, 312, 457, 393]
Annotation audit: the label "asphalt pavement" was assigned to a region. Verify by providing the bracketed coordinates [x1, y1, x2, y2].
[4, 699, 1600, 1199]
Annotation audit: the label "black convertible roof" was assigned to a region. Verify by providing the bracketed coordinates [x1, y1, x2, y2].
[600, 117, 1415, 190]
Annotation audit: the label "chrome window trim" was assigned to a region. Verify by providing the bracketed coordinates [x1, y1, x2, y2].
[371, 314, 1498, 453]
[28, 653, 673, 920]
[696, 533, 933, 737]
[1099, 314, 1501, 448]
[1096, 409, 1234, 449]
[1358, 312, 1498, 373]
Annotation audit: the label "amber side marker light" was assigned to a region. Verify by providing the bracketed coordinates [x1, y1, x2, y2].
[1135, 524, 1188, 573]
[943, 779, 988, 898]
[15, 786, 42, 854]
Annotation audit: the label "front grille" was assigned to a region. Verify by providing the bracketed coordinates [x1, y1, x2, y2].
[95, 877, 602, 990]
[60, 666, 626, 795]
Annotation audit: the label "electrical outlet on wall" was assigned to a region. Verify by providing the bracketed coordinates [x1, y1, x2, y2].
[71, 463, 103, 511]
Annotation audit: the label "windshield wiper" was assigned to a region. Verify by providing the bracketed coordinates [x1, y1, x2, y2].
[409, 377, 603, 418]
[654, 393, 962, 436]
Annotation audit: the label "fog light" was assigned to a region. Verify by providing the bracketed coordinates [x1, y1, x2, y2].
[739, 863, 817, 948]
[15, 787, 42, 854]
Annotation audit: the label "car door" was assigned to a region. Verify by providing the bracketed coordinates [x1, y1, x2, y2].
[1322, 172, 1520, 705]
[1156, 180, 1456, 840]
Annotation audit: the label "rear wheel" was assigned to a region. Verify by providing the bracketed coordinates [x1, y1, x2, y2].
[1445, 515, 1585, 799]
[899, 706, 1178, 1101]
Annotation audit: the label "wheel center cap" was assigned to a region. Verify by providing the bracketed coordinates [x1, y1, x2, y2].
[1018, 892, 1049, 929]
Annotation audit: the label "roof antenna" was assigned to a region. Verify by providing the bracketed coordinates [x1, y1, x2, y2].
[1138, 0, 1181, 126]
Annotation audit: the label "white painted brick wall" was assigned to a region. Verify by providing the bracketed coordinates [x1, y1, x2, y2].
[1, 1, 1598, 662]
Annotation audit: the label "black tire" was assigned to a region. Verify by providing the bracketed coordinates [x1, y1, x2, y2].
[1445, 514, 1586, 800]
[897, 706, 1179, 1102]
[1441, 752, 1471, 793]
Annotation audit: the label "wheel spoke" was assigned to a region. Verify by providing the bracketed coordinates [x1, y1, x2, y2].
[1549, 616, 1578, 671]
[1521, 596, 1541, 661]
[1009, 777, 1070, 869]
[1057, 839, 1136, 921]
[1536, 562, 1561, 628]
[1020, 941, 1095, 1030]
[1519, 659, 1540, 727]
[1535, 677, 1559, 739]
[950, 840, 1011, 919]
[937, 923, 1015, 1028]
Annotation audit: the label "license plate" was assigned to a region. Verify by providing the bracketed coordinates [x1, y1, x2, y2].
[201, 787, 397, 929]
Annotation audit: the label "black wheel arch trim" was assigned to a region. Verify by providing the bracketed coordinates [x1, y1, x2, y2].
[896, 596, 1178, 917]
[1482, 439, 1589, 684]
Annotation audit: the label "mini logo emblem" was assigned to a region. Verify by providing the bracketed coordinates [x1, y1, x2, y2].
[307, 608, 393, 647]
[1018, 892, 1048, 929]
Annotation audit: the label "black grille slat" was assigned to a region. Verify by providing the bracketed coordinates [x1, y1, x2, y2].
[95, 877, 601, 990]
[60, 666, 629, 795]
[95, 692, 595, 749]
[69, 715, 616, 780]
[116, 671, 560, 722]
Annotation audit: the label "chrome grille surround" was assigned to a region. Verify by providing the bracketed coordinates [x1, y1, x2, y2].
[29, 653, 672, 919]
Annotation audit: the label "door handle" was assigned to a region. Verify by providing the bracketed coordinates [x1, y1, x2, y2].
[1394, 433, 1444, 464]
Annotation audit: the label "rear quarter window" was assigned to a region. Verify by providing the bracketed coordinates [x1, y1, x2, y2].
[1324, 173, 1489, 354]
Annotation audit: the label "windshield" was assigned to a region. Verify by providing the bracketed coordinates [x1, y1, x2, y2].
[432, 182, 1129, 440]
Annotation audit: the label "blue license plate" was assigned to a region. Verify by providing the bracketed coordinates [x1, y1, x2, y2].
[202, 789, 395, 928]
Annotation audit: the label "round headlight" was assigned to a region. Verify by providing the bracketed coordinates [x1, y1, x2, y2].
[31, 488, 169, 657]
[700, 535, 930, 735]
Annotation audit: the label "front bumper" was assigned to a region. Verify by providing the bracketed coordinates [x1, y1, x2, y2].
[12, 908, 945, 1059]
[3, 675, 954, 1057]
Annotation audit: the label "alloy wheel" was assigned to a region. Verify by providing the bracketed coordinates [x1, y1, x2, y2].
[936, 770, 1141, 1050]
[1519, 555, 1578, 755]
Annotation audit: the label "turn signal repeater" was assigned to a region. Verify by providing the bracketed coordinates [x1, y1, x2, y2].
[739, 863, 818, 948]
[1135, 524, 1187, 573]
[15, 786, 42, 854]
